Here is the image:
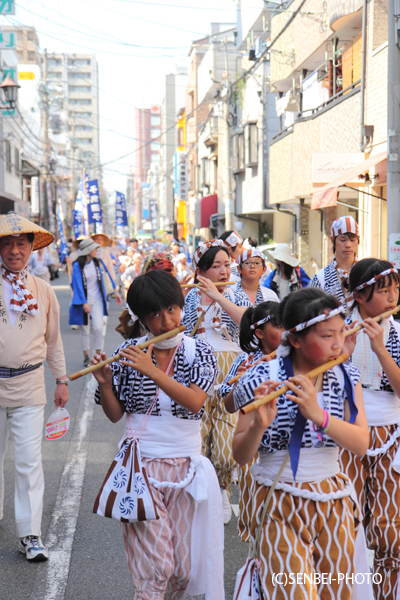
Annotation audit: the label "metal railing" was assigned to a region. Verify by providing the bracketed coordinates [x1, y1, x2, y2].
[272, 79, 361, 143]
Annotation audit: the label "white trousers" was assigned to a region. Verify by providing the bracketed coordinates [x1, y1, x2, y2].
[81, 296, 104, 352]
[0, 404, 45, 537]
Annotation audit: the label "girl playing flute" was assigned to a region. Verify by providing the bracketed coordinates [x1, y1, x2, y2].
[183, 239, 252, 523]
[219, 301, 283, 542]
[92, 270, 223, 600]
[232, 288, 370, 600]
[340, 258, 400, 600]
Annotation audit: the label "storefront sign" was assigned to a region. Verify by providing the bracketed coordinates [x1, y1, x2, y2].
[312, 153, 364, 184]
[389, 233, 400, 269]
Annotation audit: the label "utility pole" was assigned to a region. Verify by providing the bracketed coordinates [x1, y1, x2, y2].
[41, 49, 50, 231]
[223, 37, 234, 230]
[387, 0, 400, 254]
[68, 113, 75, 229]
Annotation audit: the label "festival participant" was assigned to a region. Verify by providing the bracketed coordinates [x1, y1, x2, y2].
[170, 241, 181, 269]
[183, 240, 251, 523]
[91, 270, 223, 600]
[219, 230, 243, 283]
[91, 233, 114, 276]
[219, 301, 283, 542]
[235, 247, 278, 305]
[340, 259, 400, 600]
[0, 212, 68, 562]
[69, 239, 121, 366]
[176, 253, 193, 283]
[309, 215, 359, 311]
[28, 247, 55, 284]
[263, 243, 310, 300]
[232, 287, 370, 599]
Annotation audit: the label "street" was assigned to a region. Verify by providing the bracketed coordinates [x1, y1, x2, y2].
[0, 273, 248, 600]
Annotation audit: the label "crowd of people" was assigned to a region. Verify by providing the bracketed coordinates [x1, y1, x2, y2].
[2, 210, 400, 600]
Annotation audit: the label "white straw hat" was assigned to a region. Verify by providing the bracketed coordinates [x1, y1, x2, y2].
[265, 243, 300, 268]
[0, 211, 54, 250]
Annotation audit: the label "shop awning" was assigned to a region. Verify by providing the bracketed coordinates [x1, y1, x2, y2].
[311, 151, 387, 210]
[194, 193, 218, 228]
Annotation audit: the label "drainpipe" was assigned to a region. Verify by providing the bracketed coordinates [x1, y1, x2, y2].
[360, 0, 367, 151]
[276, 203, 298, 254]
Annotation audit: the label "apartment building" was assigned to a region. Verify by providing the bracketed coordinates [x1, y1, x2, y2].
[133, 105, 161, 231]
[268, 0, 388, 274]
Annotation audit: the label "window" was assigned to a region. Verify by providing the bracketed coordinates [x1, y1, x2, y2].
[28, 51, 36, 61]
[14, 147, 19, 175]
[151, 129, 160, 139]
[69, 111, 92, 118]
[69, 59, 91, 66]
[48, 58, 61, 67]
[75, 125, 92, 131]
[69, 99, 92, 105]
[5, 141, 11, 172]
[194, 164, 201, 193]
[27, 31, 35, 41]
[151, 142, 160, 151]
[69, 86, 91, 94]
[201, 157, 210, 186]
[69, 72, 91, 80]
[238, 132, 244, 170]
[76, 138, 92, 145]
[151, 115, 160, 126]
[244, 122, 258, 166]
[47, 72, 61, 79]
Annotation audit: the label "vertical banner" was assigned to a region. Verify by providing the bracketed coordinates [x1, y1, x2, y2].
[56, 201, 68, 263]
[115, 191, 128, 227]
[46, 180, 56, 232]
[87, 179, 103, 227]
[72, 172, 89, 237]
[176, 152, 188, 201]
[30, 176, 40, 215]
[150, 199, 158, 235]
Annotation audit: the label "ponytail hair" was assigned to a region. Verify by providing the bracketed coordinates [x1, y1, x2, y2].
[240, 301, 281, 353]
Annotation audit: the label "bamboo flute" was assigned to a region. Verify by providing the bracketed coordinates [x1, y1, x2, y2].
[189, 309, 207, 338]
[69, 325, 186, 381]
[241, 353, 349, 414]
[181, 281, 235, 290]
[228, 305, 400, 387]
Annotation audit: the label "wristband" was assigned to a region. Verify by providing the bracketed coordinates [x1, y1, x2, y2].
[56, 379, 69, 386]
[313, 409, 330, 441]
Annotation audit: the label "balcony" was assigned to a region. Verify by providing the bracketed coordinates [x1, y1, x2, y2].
[197, 35, 239, 105]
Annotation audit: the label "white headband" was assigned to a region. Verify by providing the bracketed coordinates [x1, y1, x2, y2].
[289, 307, 345, 333]
[250, 315, 272, 330]
[224, 231, 243, 248]
[354, 268, 398, 293]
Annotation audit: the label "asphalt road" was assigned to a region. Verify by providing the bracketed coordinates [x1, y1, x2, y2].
[0, 272, 248, 600]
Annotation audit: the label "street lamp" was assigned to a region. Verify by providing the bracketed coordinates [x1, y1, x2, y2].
[0, 75, 21, 109]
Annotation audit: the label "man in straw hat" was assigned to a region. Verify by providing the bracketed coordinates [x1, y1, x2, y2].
[309, 215, 360, 312]
[0, 211, 68, 562]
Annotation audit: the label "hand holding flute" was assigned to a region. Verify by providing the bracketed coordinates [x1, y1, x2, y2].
[69, 325, 186, 381]
[242, 353, 349, 414]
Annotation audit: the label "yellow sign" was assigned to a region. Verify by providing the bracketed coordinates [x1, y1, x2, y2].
[19, 72, 35, 80]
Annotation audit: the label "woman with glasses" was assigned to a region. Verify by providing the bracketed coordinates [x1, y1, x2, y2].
[309, 216, 359, 312]
[235, 248, 278, 306]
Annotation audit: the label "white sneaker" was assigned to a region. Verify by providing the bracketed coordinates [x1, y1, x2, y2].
[221, 489, 232, 524]
[19, 535, 49, 562]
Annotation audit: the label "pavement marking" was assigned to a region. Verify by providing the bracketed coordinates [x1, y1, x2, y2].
[231, 504, 239, 517]
[51, 285, 71, 291]
[32, 377, 97, 600]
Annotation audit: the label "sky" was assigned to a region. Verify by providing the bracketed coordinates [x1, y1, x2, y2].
[0, 0, 253, 194]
